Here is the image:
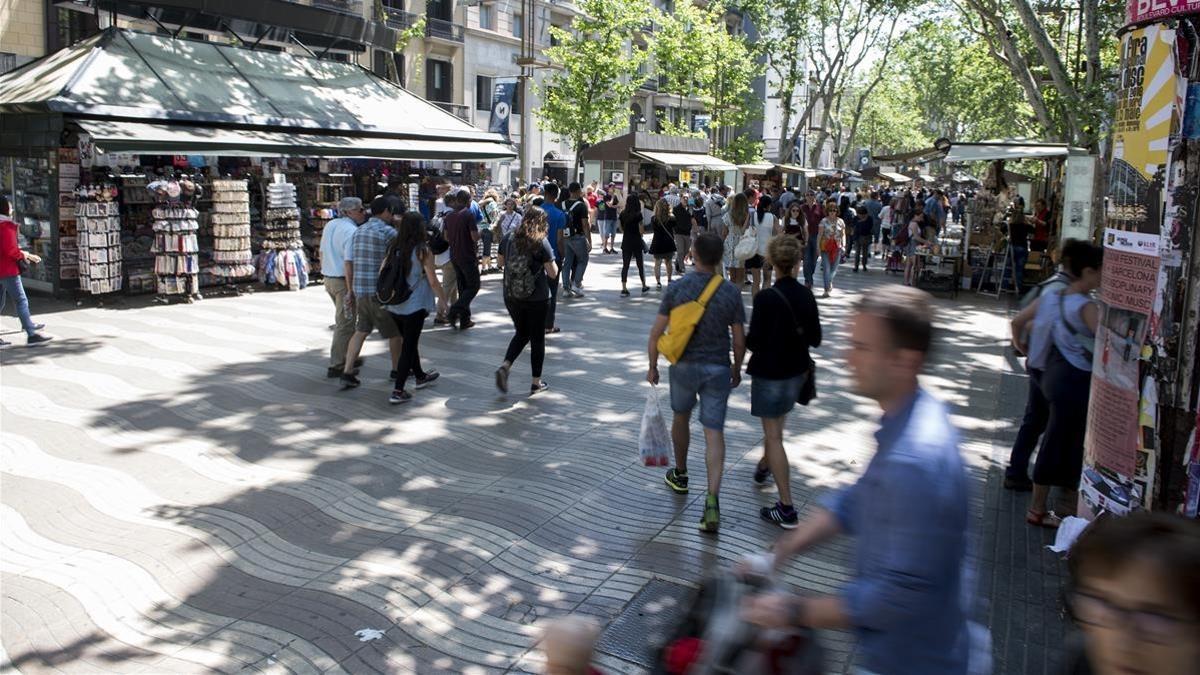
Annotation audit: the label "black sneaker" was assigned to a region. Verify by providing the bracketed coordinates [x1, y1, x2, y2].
[388, 389, 412, 405]
[753, 462, 772, 487]
[530, 380, 549, 395]
[339, 373, 361, 390]
[761, 502, 799, 529]
[664, 468, 689, 494]
[642, 286, 650, 294]
[494, 365, 510, 393]
[415, 371, 440, 389]
[26, 333, 52, 346]
[620, 289, 630, 297]
[328, 366, 360, 378]
[459, 319, 476, 330]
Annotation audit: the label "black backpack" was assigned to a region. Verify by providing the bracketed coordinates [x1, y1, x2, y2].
[376, 242, 414, 305]
[565, 199, 588, 236]
[503, 238, 539, 301]
[427, 220, 450, 255]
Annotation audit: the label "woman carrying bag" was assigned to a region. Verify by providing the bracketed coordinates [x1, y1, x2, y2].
[495, 206, 559, 396]
[648, 198, 677, 289]
[746, 235, 821, 528]
[619, 193, 650, 296]
[815, 199, 845, 298]
[724, 192, 751, 288]
[745, 195, 779, 295]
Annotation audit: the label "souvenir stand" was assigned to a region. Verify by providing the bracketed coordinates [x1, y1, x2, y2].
[74, 182, 123, 297]
[580, 132, 737, 196]
[148, 176, 203, 303]
[258, 175, 309, 291]
[209, 178, 255, 288]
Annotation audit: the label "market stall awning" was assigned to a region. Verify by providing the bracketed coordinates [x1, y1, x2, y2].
[873, 147, 942, 163]
[738, 163, 775, 173]
[75, 120, 518, 161]
[942, 140, 1084, 163]
[914, 173, 938, 182]
[0, 28, 515, 160]
[878, 172, 911, 183]
[737, 163, 811, 175]
[632, 150, 737, 171]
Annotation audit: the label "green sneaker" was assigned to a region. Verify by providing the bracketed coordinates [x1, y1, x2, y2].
[664, 468, 689, 494]
[699, 494, 720, 533]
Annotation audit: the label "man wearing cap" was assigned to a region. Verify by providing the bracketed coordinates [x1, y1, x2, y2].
[319, 196, 368, 377]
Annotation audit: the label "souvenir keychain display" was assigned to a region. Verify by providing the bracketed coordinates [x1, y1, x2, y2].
[148, 174, 203, 302]
[209, 178, 254, 280]
[75, 182, 123, 295]
[257, 174, 309, 290]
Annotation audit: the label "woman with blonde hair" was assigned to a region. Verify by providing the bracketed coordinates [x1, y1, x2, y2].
[495, 205, 559, 395]
[723, 191, 750, 286]
[647, 198, 677, 289]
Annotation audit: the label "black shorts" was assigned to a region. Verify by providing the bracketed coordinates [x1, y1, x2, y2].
[744, 255, 764, 270]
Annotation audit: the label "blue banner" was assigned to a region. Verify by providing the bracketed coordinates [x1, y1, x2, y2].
[489, 81, 517, 140]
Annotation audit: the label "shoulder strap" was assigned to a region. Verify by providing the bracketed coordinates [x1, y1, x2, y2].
[769, 286, 803, 337]
[697, 274, 724, 307]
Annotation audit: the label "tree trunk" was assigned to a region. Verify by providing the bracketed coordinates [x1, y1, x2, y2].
[1010, 0, 1081, 141]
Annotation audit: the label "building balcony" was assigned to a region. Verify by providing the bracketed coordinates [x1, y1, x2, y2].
[432, 101, 471, 121]
[385, 8, 419, 29]
[426, 17, 465, 43]
[310, 0, 364, 15]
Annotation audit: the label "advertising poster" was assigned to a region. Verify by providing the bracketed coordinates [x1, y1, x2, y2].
[1106, 26, 1183, 235]
[1081, 229, 1161, 516]
[1126, 0, 1200, 26]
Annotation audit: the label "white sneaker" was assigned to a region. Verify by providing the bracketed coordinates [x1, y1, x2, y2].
[573, 285, 586, 297]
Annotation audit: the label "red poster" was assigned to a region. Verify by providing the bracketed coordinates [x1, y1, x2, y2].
[1085, 378, 1140, 477]
[1126, 0, 1200, 26]
[1100, 248, 1160, 313]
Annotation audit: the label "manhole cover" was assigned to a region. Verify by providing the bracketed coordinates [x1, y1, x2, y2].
[595, 579, 694, 668]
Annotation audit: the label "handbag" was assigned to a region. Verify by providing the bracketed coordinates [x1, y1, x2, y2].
[770, 287, 817, 405]
[733, 224, 758, 261]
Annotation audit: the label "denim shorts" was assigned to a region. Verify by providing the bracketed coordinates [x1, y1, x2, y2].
[669, 361, 732, 430]
[751, 375, 803, 418]
[599, 219, 617, 238]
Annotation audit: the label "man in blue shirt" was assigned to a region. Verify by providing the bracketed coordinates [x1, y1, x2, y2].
[924, 189, 946, 238]
[541, 182, 567, 333]
[319, 196, 368, 378]
[863, 191, 883, 258]
[340, 195, 402, 390]
[743, 285, 979, 675]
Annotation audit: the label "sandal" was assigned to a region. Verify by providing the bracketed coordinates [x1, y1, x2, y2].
[1026, 508, 1063, 529]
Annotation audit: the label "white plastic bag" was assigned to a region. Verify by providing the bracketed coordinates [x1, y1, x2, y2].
[640, 386, 672, 466]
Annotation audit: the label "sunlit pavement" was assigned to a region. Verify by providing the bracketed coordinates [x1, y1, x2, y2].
[1, 253, 1066, 673]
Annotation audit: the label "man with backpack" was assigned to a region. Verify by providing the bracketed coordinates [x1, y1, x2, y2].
[340, 195, 403, 390]
[647, 232, 746, 533]
[560, 182, 592, 297]
[541, 182, 567, 333]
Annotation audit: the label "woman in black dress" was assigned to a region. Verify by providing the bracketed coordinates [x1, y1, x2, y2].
[648, 198, 677, 289]
[619, 193, 649, 296]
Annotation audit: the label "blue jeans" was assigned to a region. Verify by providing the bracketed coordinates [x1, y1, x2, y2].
[1005, 245, 1028, 294]
[668, 361, 732, 431]
[803, 237, 819, 286]
[821, 251, 839, 291]
[562, 235, 589, 289]
[0, 274, 37, 336]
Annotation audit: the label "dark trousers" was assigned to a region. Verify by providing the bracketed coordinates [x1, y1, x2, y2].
[449, 261, 481, 323]
[391, 310, 428, 391]
[505, 300, 548, 377]
[854, 235, 871, 269]
[1033, 347, 1091, 488]
[1006, 367, 1047, 481]
[545, 258, 561, 329]
[803, 236, 819, 286]
[621, 246, 646, 286]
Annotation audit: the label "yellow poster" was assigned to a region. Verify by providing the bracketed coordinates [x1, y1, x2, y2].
[1111, 26, 1180, 180]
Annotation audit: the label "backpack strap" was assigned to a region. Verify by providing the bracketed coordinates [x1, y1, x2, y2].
[697, 274, 723, 307]
[769, 286, 803, 337]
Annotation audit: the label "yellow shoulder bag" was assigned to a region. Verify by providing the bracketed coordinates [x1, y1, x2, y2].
[657, 274, 725, 364]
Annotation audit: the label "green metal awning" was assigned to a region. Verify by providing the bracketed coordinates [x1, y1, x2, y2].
[0, 28, 515, 160]
[75, 120, 518, 160]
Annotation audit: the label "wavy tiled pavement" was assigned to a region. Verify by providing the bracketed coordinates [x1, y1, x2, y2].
[1, 258, 1014, 674]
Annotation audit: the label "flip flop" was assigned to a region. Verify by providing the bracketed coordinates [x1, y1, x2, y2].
[1026, 508, 1062, 529]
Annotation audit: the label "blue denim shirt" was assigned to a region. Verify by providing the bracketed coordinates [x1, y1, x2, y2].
[822, 388, 972, 675]
[542, 203, 566, 258]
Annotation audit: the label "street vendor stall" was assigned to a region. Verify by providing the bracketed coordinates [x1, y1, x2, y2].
[580, 132, 737, 196]
[737, 163, 811, 193]
[0, 28, 515, 299]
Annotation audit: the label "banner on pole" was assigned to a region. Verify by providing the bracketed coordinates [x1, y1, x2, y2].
[488, 80, 517, 140]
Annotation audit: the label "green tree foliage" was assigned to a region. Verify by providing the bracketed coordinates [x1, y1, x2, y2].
[535, 0, 652, 174]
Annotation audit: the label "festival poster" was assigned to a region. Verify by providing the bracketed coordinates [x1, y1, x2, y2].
[1080, 229, 1161, 516]
[1126, 0, 1200, 26]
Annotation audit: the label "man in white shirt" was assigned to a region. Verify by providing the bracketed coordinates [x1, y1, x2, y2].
[319, 196, 368, 378]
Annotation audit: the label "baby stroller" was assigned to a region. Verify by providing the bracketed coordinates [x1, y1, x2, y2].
[651, 570, 824, 675]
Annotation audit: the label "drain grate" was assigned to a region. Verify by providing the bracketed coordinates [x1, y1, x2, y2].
[594, 579, 695, 668]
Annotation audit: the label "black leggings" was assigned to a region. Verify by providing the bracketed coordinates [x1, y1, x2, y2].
[504, 300, 548, 378]
[621, 247, 646, 286]
[392, 309, 428, 391]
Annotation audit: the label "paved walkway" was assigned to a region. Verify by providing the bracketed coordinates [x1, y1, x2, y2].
[1, 253, 1068, 673]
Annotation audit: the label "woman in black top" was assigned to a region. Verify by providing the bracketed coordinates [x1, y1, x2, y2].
[495, 205, 559, 396]
[671, 200, 694, 274]
[648, 198, 677, 289]
[746, 235, 822, 529]
[619, 192, 649, 296]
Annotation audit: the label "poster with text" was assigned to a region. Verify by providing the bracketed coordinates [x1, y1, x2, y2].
[1081, 229, 1161, 516]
